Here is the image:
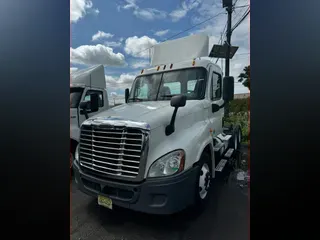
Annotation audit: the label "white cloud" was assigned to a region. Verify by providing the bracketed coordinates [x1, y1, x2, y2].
[93, 9, 99, 15]
[70, 44, 127, 66]
[189, 0, 250, 93]
[131, 60, 150, 69]
[105, 73, 136, 91]
[70, 0, 98, 23]
[134, 8, 167, 20]
[124, 36, 158, 58]
[170, 0, 201, 22]
[154, 29, 170, 37]
[92, 31, 114, 42]
[104, 41, 122, 48]
[119, 0, 167, 21]
[122, 0, 137, 9]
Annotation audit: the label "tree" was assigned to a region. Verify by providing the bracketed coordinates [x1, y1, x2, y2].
[238, 65, 250, 90]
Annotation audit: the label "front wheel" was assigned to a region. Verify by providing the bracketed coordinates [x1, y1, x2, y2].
[194, 153, 212, 206]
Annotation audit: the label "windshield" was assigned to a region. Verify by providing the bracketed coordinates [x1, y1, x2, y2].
[128, 67, 207, 102]
[70, 87, 84, 108]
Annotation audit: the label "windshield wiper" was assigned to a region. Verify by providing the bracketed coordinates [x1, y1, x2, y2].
[128, 97, 144, 101]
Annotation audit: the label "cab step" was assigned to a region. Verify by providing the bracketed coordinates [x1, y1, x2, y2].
[215, 159, 228, 172]
[223, 148, 234, 159]
[213, 142, 224, 152]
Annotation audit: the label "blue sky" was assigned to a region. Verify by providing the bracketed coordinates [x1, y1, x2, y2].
[71, 0, 250, 102]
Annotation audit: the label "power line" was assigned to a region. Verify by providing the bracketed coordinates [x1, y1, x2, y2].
[165, 12, 224, 41]
[231, 7, 250, 32]
[135, 11, 226, 57]
[215, 21, 228, 64]
[234, 4, 249, 9]
[215, 0, 246, 64]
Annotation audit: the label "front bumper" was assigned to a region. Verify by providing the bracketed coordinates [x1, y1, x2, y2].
[73, 161, 199, 215]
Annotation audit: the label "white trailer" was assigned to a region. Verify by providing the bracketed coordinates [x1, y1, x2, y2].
[73, 34, 242, 214]
[70, 65, 109, 170]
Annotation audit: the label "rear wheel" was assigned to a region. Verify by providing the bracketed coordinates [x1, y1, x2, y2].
[195, 153, 212, 206]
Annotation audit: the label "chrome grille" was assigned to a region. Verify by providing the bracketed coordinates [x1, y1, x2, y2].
[79, 125, 145, 178]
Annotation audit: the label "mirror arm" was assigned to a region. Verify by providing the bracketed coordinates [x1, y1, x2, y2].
[165, 107, 178, 136]
[82, 108, 89, 119]
[81, 108, 89, 119]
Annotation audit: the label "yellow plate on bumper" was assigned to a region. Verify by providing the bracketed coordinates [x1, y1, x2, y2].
[98, 195, 112, 210]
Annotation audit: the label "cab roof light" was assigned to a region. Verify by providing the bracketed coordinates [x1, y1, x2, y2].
[141, 69, 144, 74]
[157, 66, 160, 71]
[192, 59, 196, 66]
[163, 65, 166, 70]
[170, 63, 173, 69]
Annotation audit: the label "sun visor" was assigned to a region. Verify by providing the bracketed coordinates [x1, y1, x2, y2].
[150, 34, 209, 67]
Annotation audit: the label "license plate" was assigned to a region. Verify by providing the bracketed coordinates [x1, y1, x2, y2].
[98, 195, 113, 210]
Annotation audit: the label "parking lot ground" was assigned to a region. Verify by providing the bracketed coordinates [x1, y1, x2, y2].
[71, 145, 249, 240]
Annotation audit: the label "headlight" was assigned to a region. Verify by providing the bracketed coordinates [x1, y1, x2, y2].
[75, 144, 79, 163]
[147, 150, 185, 178]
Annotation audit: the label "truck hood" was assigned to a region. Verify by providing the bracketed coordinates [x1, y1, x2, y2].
[87, 100, 203, 130]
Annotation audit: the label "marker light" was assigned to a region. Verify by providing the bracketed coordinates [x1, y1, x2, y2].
[163, 65, 166, 70]
[157, 66, 160, 71]
[170, 64, 173, 69]
[141, 69, 144, 74]
[192, 59, 196, 66]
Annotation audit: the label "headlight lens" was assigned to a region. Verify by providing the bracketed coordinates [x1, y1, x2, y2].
[75, 144, 79, 163]
[148, 150, 185, 178]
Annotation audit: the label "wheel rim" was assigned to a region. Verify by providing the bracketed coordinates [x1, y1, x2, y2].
[199, 163, 211, 199]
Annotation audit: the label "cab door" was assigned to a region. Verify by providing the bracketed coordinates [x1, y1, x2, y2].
[207, 69, 224, 137]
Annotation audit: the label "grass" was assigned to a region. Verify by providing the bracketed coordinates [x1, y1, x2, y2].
[224, 111, 250, 144]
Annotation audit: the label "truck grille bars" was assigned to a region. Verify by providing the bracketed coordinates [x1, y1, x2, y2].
[79, 124, 148, 179]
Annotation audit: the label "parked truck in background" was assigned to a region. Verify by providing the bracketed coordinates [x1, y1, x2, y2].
[73, 34, 242, 214]
[70, 65, 109, 170]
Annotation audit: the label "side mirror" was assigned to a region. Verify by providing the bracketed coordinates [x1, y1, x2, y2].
[79, 101, 89, 110]
[166, 95, 187, 136]
[90, 93, 99, 112]
[212, 103, 220, 113]
[170, 95, 187, 108]
[223, 76, 234, 102]
[125, 88, 130, 103]
[79, 93, 99, 119]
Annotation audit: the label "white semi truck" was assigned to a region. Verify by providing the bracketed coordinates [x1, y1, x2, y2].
[73, 34, 242, 214]
[70, 65, 109, 170]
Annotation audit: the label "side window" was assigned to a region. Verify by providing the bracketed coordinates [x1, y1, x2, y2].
[84, 90, 104, 107]
[187, 80, 197, 92]
[211, 73, 222, 100]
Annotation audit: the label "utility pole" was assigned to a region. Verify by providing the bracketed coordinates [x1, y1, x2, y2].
[225, 4, 233, 77]
[224, 1, 233, 118]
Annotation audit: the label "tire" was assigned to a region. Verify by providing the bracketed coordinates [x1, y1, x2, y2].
[194, 152, 212, 207]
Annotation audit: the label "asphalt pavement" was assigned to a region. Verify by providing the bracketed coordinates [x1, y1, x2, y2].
[71, 146, 249, 240]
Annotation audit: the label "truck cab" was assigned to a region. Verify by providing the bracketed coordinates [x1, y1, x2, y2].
[70, 65, 109, 170]
[73, 35, 241, 214]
